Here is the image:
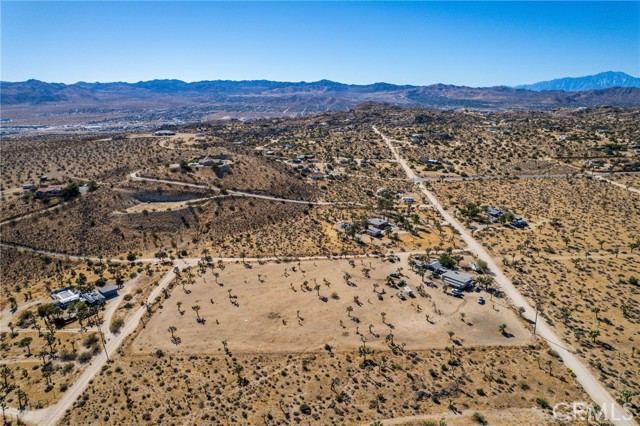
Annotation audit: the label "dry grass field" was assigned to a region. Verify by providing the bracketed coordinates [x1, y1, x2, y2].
[133, 258, 530, 354]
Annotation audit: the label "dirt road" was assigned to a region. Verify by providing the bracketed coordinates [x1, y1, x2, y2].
[129, 170, 363, 206]
[373, 126, 635, 426]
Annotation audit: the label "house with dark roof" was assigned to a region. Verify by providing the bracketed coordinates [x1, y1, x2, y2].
[98, 285, 119, 299]
[367, 218, 389, 229]
[35, 185, 64, 198]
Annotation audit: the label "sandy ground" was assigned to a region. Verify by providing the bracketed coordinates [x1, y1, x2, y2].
[133, 256, 530, 354]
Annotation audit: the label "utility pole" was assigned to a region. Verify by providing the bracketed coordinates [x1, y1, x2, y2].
[533, 303, 539, 335]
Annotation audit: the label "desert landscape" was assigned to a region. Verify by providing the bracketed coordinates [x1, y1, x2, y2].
[1, 102, 638, 426]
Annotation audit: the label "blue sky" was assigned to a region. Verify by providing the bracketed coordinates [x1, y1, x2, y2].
[1, 1, 638, 86]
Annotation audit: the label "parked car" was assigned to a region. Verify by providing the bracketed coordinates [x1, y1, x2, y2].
[478, 296, 485, 305]
[396, 292, 406, 301]
[470, 262, 481, 272]
[451, 289, 463, 297]
[377, 293, 384, 301]
[173, 266, 180, 273]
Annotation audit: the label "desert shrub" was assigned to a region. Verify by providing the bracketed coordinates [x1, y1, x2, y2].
[60, 351, 77, 362]
[299, 403, 311, 415]
[110, 317, 125, 334]
[83, 333, 99, 348]
[78, 351, 93, 363]
[536, 397, 551, 410]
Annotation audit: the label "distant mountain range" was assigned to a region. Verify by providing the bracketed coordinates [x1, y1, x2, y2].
[1, 72, 639, 127]
[516, 71, 640, 92]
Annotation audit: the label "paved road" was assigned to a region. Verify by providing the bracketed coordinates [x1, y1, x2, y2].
[373, 126, 635, 426]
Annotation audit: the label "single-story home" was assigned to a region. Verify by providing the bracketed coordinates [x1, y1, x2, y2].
[442, 270, 475, 290]
[35, 185, 64, 198]
[418, 158, 439, 165]
[51, 289, 80, 307]
[368, 218, 389, 229]
[401, 196, 415, 204]
[366, 226, 384, 238]
[427, 260, 448, 274]
[512, 216, 528, 228]
[486, 207, 504, 219]
[198, 156, 217, 167]
[154, 130, 176, 136]
[80, 291, 105, 305]
[98, 285, 119, 299]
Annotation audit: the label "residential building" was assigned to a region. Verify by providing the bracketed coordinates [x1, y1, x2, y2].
[35, 185, 64, 198]
[442, 270, 475, 290]
[98, 285, 119, 299]
[50, 289, 80, 307]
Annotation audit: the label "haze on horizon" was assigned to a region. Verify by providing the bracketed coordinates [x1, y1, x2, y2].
[1, 1, 639, 87]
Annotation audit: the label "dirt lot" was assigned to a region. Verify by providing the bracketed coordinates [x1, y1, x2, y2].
[133, 257, 530, 355]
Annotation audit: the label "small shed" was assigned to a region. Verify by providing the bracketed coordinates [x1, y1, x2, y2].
[98, 285, 119, 299]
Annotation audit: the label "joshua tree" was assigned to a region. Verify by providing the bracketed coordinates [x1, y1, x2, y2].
[589, 329, 601, 342]
[44, 332, 56, 355]
[560, 307, 571, 324]
[19, 336, 33, 356]
[346, 306, 354, 318]
[447, 330, 455, 341]
[176, 301, 183, 314]
[517, 306, 525, 317]
[16, 388, 27, 410]
[168, 326, 177, 339]
[233, 363, 245, 384]
[620, 389, 636, 404]
[41, 363, 53, 387]
[358, 336, 370, 366]
[498, 323, 507, 336]
[314, 284, 321, 298]
[380, 312, 387, 324]
[0, 365, 12, 389]
[192, 305, 202, 322]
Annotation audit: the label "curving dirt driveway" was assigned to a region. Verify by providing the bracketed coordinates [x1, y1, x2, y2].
[129, 170, 363, 206]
